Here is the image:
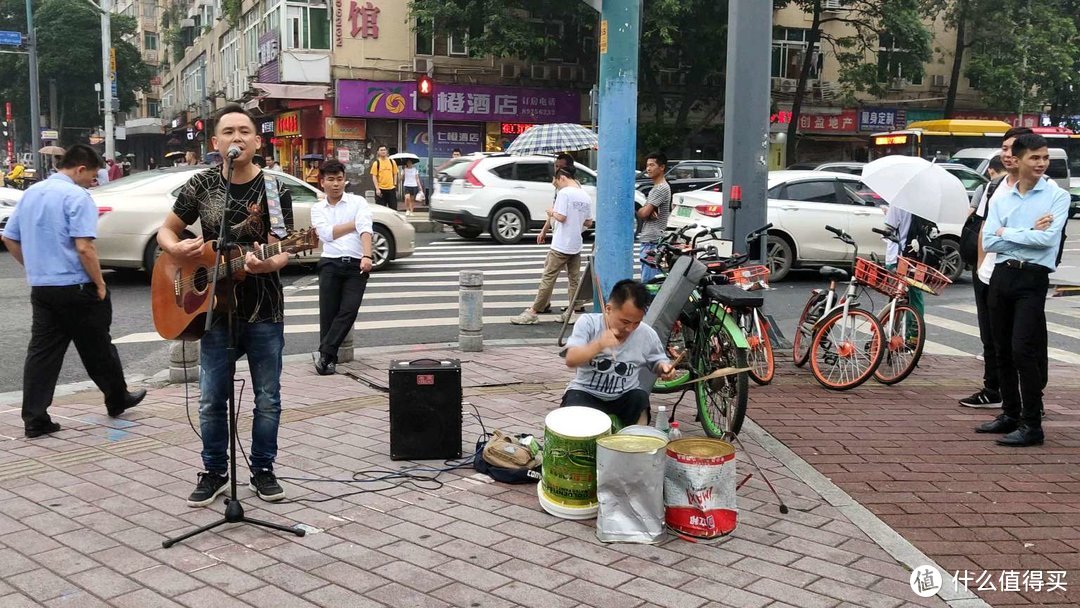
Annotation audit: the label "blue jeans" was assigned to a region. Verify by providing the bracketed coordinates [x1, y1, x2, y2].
[640, 243, 660, 283]
[199, 320, 284, 473]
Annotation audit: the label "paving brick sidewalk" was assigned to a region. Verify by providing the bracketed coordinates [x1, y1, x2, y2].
[0, 344, 973, 608]
[751, 354, 1080, 607]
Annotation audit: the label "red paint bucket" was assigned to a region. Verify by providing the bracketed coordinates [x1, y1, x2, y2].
[664, 438, 737, 541]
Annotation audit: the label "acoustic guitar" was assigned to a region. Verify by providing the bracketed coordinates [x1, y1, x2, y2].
[151, 229, 319, 341]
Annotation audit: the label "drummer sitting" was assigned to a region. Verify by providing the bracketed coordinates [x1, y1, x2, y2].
[562, 279, 677, 428]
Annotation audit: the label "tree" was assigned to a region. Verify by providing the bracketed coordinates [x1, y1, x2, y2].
[0, 0, 152, 148]
[776, 0, 932, 161]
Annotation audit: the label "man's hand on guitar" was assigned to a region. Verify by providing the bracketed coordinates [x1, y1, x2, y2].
[170, 236, 204, 259]
[244, 243, 290, 274]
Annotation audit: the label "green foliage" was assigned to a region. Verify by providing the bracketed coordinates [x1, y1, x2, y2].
[222, 0, 242, 27]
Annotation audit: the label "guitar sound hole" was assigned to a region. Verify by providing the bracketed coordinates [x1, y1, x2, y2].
[193, 267, 209, 292]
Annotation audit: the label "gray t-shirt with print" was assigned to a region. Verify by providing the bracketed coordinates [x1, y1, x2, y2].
[564, 313, 669, 399]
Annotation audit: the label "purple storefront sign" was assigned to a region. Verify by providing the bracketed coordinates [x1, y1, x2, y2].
[405, 123, 484, 158]
[336, 80, 581, 123]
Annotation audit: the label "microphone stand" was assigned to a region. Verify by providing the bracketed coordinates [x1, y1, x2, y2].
[163, 154, 306, 548]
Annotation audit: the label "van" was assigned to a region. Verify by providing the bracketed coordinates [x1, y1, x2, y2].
[950, 147, 1070, 190]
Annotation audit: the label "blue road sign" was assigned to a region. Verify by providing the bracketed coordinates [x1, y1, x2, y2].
[0, 31, 23, 46]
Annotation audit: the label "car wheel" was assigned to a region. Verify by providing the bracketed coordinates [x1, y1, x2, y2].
[933, 237, 964, 282]
[371, 225, 394, 271]
[143, 237, 163, 277]
[765, 234, 794, 282]
[453, 226, 482, 239]
[490, 206, 526, 244]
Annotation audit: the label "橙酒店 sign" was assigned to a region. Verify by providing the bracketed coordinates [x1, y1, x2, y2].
[336, 80, 581, 123]
[275, 111, 300, 137]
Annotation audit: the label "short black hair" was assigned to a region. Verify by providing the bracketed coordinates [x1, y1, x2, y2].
[214, 103, 257, 131]
[987, 155, 1006, 173]
[319, 159, 347, 177]
[452, 148, 462, 154]
[1003, 126, 1033, 141]
[252, 155, 266, 168]
[377, 144, 388, 150]
[556, 152, 575, 167]
[609, 279, 649, 310]
[1012, 133, 1048, 158]
[58, 144, 104, 170]
[646, 152, 667, 168]
[555, 164, 576, 180]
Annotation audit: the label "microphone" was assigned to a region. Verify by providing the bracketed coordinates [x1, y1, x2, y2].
[226, 146, 242, 160]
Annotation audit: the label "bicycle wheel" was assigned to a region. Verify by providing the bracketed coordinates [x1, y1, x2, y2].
[745, 310, 775, 385]
[874, 303, 925, 385]
[809, 307, 884, 391]
[653, 317, 693, 393]
[695, 324, 749, 438]
[793, 293, 826, 368]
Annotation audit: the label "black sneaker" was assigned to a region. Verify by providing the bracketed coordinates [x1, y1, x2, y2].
[249, 469, 286, 502]
[187, 472, 228, 507]
[959, 389, 1002, 409]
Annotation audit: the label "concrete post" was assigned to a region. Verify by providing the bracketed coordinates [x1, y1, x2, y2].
[337, 329, 354, 363]
[721, 0, 772, 261]
[459, 270, 483, 352]
[169, 340, 200, 384]
[594, 0, 641, 303]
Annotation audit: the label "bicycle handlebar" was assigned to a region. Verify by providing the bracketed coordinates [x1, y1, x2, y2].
[825, 225, 844, 237]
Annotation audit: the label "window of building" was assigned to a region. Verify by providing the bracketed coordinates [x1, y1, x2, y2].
[877, 35, 923, 85]
[415, 19, 469, 57]
[146, 99, 161, 118]
[284, 3, 330, 50]
[144, 32, 158, 51]
[544, 22, 563, 62]
[771, 28, 821, 80]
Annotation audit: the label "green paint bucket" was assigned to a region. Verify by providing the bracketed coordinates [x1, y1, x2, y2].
[538, 406, 612, 519]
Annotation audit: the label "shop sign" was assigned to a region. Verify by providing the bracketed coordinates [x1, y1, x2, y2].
[904, 108, 944, 125]
[334, 0, 343, 46]
[324, 117, 367, 140]
[770, 111, 793, 125]
[260, 120, 275, 135]
[797, 109, 858, 133]
[405, 123, 483, 157]
[275, 111, 301, 137]
[501, 122, 536, 135]
[337, 148, 350, 162]
[952, 111, 1040, 128]
[258, 31, 279, 67]
[337, 80, 581, 123]
[858, 108, 905, 131]
[348, 1, 379, 39]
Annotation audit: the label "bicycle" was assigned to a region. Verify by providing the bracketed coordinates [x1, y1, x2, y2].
[721, 262, 774, 385]
[791, 225, 886, 390]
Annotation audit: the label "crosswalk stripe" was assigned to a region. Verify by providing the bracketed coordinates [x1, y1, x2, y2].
[925, 314, 1080, 365]
[393, 260, 551, 269]
[285, 289, 555, 302]
[943, 303, 1080, 341]
[284, 300, 574, 316]
[292, 278, 578, 290]
[923, 341, 973, 357]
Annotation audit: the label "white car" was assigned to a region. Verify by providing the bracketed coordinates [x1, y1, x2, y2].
[429, 154, 647, 243]
[0, 187, 24, 238]
[669, 170, 964, 282]
[90, 167, 415, 275]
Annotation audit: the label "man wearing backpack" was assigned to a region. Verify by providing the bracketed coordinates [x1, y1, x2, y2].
[369, 145, 398, 209]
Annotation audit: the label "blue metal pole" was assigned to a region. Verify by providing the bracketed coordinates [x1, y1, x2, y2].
[594, 0, 640, 305]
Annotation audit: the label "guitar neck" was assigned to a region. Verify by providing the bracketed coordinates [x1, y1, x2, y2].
[220, 241, 283, 274]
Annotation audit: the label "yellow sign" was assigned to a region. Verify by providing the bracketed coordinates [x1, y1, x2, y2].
[600, 21, 608, 54]
[324, 117, 367, 140]
[109, 47, 116, 76]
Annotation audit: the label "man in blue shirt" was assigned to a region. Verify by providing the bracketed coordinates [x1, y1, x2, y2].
[977, 134, 1070, 447]
[2, 144, 145, 438]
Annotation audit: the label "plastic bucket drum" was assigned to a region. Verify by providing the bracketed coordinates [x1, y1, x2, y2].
[596, 434, 668, 543]
[618, 425, 670, 442]
[539, 406, 612, 519]
[664, 438, 737, 541]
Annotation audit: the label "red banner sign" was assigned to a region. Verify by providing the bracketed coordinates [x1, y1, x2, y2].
[798, 109, 859, 133]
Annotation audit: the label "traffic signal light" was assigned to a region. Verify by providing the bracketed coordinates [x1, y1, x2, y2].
[194, 119, 204, 132]
[1, 120, 7, 137]
[416, 75, 434, 113]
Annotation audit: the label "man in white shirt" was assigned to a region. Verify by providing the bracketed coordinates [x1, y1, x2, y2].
[511, 165, 592, 325]
[310, 160, 374, 375]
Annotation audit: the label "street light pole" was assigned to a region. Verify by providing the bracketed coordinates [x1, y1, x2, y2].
[25, 0, 42, 170]
[100, 0, 115, 161]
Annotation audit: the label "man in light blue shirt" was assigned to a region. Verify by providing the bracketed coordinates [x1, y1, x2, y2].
[2, 144, 144, 438]
[975, 134, 1069, 448]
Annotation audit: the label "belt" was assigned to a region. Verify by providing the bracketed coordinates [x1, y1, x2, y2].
[32, 282, 96, 290]
[1000, 259, 1051, 273]
[326, 256, 361, 264]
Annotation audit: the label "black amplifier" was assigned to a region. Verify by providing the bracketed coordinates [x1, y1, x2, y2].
[389, 358, 462, 461]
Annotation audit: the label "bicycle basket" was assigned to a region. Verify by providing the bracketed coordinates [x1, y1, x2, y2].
[896, 257, 951, 295]
[854, 258, 907, 299]
[720, 265, 770, 290]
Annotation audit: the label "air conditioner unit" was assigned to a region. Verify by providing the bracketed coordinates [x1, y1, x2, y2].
[501, 63, 520, 79]
[822, 0, 845, 10]
[780, 78, 797, 93]
[770, 77, 783, 91]
[931, 74, 947, 87]
[890, 77, 910, 90]
[530, 65, 549, 80]
[558, 66, 577, 81]
[413, 57, 432, 74]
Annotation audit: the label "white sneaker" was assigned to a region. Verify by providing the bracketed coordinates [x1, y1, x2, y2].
[557, 308, 573, 324]
[510, 310, 540, 325]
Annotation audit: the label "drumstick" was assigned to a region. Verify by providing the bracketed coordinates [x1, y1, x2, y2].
[684, 366, 751, 385]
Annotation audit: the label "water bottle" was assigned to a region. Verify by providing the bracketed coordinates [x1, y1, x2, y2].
[668, 421, 683, 441]
[655, 406, 669, 433]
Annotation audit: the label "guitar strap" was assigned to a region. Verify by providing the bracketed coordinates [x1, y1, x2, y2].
[263, 174, 288, 239]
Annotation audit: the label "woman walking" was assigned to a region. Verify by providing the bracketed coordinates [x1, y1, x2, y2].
[401, 159, 423, 216]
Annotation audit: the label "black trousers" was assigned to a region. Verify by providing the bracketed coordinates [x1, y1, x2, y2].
[23, 284, 128, 429]
[988, 265, 1049, 427]
[972, 272, 999, 392]
[561, 389, 651, 429]
[376, 189, 397, 209]
[318, 258, 369, 361]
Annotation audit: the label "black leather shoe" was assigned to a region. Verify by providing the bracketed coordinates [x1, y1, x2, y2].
[975, 414, 1019, 434]
[108, 389, 147, 417]
[314, 355, 335, 376]
[25, 421, 61, 438]
[996, 425, 1044, 447]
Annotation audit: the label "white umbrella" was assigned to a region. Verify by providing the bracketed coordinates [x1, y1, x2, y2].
[860, 156, 969, 225]
[390, 152, 420, 162]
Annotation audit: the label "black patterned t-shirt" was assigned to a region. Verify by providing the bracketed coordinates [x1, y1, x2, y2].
[172, 168, 287, 324]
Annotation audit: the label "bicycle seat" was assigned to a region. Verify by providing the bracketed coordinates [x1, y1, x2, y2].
[705, 284, 764, 309]
[819, 266, 849, 281]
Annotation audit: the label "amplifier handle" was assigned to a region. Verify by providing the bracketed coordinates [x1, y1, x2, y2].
[405, 358, 444, 366]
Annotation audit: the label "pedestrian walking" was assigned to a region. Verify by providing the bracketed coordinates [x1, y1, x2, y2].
[370, 145, 398, 209]
[401, 158, 423, 216]
[156, 104, 294, 506]
[1, 144, 146, 438]
[883, 205, 923, 325]
[637, 152, 671, 283]
[310, 159, 373, 376]
[148, 157, 157, 170]
[511, 165, 592, 325]
[976, 133, 1070, 447]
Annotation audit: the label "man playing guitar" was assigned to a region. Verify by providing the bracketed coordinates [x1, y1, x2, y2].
[156, 104, 294, 507]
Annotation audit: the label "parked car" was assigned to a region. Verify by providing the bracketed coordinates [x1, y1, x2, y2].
[936, 163, 989, 202]
[0, 186, 23, 238]
[90, 167, 415, 275]
[951, 147, 1071, 191]
[635, 160, 723, 196]
[813, 161, 866, 175]
[430, 154, 647, 244]
[667, 170, 965, 282]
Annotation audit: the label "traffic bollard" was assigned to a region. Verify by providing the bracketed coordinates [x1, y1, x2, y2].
[337, 328, 355, 364]
[459, 270, 483, 352]
[169, 340, 199, 384]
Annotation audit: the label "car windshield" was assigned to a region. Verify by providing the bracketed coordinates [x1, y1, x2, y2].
[947, 157, 983, 172]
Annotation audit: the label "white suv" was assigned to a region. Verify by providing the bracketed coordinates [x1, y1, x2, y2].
[429, 154, 645, 243]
